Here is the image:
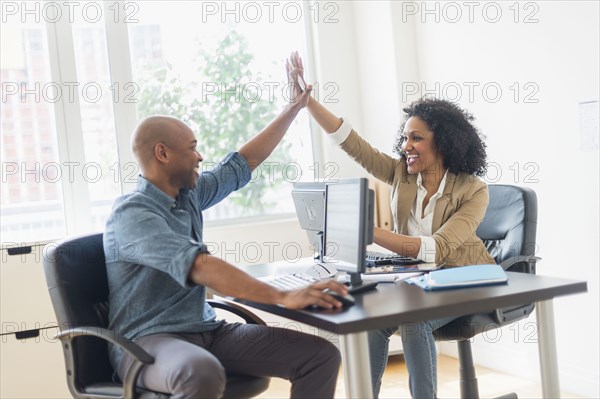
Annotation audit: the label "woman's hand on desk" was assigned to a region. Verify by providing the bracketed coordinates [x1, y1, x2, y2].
[279, 280, 349, 310]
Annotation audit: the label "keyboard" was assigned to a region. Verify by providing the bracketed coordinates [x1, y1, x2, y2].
[365, 250, 423, 267]
[262, 272, 318, 290]
[262, 272, 378, 295]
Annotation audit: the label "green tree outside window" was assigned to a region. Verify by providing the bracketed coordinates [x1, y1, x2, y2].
[136, 30, 292, 215]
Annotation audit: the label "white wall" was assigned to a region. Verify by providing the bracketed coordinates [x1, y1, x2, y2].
[309, 1, 599, 397]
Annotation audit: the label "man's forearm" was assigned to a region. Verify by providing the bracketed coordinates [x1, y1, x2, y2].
[238, 103, 301, 171]
[189, 254, 284, 304]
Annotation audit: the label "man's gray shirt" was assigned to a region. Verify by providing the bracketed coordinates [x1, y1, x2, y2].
[103, 152, 251, 368]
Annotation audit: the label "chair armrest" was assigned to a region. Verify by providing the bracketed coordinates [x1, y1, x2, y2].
[55, 327, 153, 399]
[494, 302, 535, 324]
[492, 256, 540, 324]
[208, 298, 266, 326]
[492, 255, 540, 324]
[499, 255, 541, 274]
[55, 327, 154, 364]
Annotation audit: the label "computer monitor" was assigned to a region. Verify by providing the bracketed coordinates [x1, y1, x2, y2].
[291, 181, 327, 260]
[325, 178, 375, 290]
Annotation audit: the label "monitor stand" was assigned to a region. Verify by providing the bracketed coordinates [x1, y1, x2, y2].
[312, 231, 327, 263]
[346, 272, 378, 294]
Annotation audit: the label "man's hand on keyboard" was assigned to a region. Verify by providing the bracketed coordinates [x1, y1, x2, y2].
[278, 280, 349, 310]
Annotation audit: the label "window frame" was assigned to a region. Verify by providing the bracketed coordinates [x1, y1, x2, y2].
[45, 12, 92, 235]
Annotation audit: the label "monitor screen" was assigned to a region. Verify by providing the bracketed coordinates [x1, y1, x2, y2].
[324, 178, 374, 275]
[291, 182, 326, 258]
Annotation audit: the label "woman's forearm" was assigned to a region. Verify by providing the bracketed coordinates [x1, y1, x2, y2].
[373, 227, 422, 258]
[307, 97, 344, 133]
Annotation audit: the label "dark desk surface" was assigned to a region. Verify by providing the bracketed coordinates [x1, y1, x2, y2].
[243, 272, 587, 335]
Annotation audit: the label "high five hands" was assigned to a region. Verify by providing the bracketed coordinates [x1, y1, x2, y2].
[286, 51, 312, 107]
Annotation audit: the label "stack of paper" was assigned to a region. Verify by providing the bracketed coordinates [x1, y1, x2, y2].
[405, 264, 508, 291]
[365, 271, 423, 283]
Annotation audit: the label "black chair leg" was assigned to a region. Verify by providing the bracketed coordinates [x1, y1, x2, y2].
[458, 339, 479, 399]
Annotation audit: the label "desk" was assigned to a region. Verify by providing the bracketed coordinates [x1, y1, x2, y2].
[241, 264, 587, 398]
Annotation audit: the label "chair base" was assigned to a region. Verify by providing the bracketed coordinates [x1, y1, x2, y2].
[458, 339, 479, 398]
[457, 339, 519, 399]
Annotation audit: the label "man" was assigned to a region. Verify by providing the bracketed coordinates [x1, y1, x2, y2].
[104, 77, 347, 398]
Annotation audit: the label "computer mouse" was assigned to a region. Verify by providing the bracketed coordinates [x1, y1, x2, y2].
[322, 289, 356, 307]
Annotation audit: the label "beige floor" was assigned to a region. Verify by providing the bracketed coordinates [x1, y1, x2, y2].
[257, 354, 582, 398]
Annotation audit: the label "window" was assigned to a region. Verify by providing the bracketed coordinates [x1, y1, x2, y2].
[71, 11, 121, 232]
[1, 19, 67, 243]
[1, 1, 317, 244]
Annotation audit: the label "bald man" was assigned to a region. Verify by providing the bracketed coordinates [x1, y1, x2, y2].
[103, 79, 346, 398]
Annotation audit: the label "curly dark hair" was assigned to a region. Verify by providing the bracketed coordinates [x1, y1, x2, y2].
[393, 97, 488, 176]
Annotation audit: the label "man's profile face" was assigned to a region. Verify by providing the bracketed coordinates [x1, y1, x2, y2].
[166, 124, 203, 190]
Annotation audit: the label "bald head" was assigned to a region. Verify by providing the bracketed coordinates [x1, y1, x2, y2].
[132, 116, 191, 170]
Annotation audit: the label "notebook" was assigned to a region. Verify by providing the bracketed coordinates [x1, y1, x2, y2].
[405, 264, 508, 291]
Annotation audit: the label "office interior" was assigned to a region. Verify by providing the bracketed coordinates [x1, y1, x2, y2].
[1, 1, 598, 398]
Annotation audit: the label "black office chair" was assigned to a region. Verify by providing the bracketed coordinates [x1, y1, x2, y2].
[433, 184, 540, 399]
[43, 233, 270, 399]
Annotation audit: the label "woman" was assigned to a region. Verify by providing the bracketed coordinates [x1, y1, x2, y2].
[288, 53, 495, 398]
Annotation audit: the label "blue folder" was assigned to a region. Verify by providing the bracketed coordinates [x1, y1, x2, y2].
[405, 264, 508, 291]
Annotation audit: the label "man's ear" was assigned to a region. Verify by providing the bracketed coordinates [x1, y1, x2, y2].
[155, 142, 169, 164]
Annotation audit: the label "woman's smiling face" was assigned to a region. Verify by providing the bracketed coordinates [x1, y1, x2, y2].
[400, 116, 444, 176]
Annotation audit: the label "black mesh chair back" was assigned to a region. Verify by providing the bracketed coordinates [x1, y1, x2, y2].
[44, 233, 116, 392]
[43, 233, 269, 399]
